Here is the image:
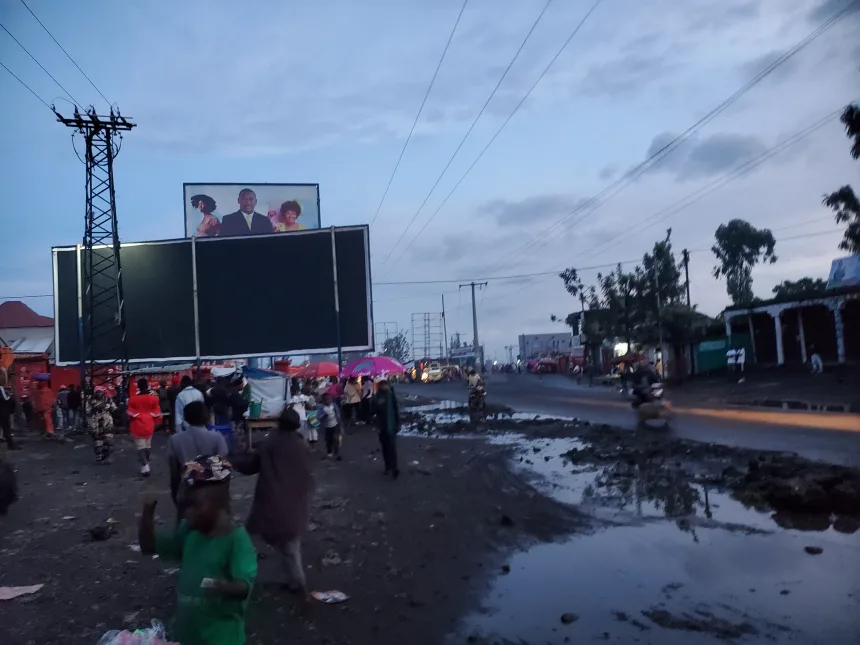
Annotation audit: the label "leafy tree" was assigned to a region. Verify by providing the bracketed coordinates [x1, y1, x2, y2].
[771, 277, 828, 299]
[822, 104, 860, 253]
[557, 230, 692, 345]
[380, 331, 410, 364]
[711, 219, 777, 305]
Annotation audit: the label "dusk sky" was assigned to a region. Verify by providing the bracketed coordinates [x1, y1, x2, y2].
[1, 0, 858, 361]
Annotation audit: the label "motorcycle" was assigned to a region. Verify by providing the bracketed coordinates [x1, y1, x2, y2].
[632, 383, 671, 427]
[468, 384, 487, 423]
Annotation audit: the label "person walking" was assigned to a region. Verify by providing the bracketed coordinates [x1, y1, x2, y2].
[86, 387, 116, 463]
[34, 380, 54, 436]
[56, 386, 70, 430]
[342, 377, 361, 427]
[138, 455, 257, 645]
[233, 408, 314, 596]
[128, 377, 162, 476]
[158, 380, 171, 432]
[0, 369, 18, 450]
[371, 379, 400, 479]
[360, 376, 373, 423]
[167, 401, 229, 523]
[318, 392, 342, 460]
[175, 375, 205, 432]
[67, 385, 82, 433]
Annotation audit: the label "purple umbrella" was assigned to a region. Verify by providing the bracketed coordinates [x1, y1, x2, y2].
[342, 356, 406, 378]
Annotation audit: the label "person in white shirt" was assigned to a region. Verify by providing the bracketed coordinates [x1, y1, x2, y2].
[319, 392, 341, 460]
[174, 375, 205, 431]
[360, 377, 374, 423]
[736, 347, 746, 372]
[726, 348, 737, 373]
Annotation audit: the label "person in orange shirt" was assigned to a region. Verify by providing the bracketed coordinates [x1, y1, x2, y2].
[34, 380, 54, 435]
[127, 377, 161, 476]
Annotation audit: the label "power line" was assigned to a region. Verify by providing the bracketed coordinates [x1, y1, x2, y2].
[20, 0, 110, 105]
[0, 58, 51, 109]
[381, 0, 555, 267]
[474, 2, 856, 277]
[368, 0, 469, 230]
[0, 20, 79, 105]
[576, 106, 846, 262]
[384, 0, 604, 273]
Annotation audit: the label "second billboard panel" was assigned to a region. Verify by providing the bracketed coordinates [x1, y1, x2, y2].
[184, 183, 320, 238]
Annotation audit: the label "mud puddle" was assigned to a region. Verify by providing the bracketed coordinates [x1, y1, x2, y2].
[399, 403, 860, 643]
[452, 520, 860, 644]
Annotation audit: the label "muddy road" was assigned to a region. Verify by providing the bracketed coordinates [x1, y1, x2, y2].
[1, 398, 859, 644]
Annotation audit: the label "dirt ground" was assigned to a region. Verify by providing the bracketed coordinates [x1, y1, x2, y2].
[0, 418, 582, 645]
[2, 395, 859, 644]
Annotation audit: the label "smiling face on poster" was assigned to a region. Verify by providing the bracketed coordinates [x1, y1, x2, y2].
[183, 183, 321, 238]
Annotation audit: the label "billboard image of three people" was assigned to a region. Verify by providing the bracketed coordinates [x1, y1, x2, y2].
[183, 183, 321, 238]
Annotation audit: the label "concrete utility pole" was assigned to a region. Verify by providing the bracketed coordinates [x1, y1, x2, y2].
[654, 263, 665, 380]
[459, 281, 488, 371]
[441, 294, 449, 359]
[505, 345, 515, 363]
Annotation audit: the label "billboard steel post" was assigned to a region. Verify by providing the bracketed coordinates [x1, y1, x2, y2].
[331, 226, 342, 373]
[191, 236, 201, 361]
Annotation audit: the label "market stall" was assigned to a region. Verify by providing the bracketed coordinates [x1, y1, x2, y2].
[242, 366, 289, 444]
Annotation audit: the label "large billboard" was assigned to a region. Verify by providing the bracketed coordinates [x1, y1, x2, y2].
[827, 254, 860, 289]
[184, 183, 320, 238]
[53, 226, 372, 364]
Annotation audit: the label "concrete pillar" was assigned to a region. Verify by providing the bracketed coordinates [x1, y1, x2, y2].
[797, 309, 807, 364]
[724, 316, 732, 339]
[772, 310, 784, 365]
[833, 304, 846, 364]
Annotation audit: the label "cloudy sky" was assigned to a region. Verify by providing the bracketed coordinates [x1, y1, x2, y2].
[1, 0, 858, 361]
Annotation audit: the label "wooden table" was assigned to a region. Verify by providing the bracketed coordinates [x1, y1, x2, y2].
[244, 418, 277, 448]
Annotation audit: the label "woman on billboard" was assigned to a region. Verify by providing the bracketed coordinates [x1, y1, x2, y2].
[272, 200, 306, 232]
[189, 194, 221, 237]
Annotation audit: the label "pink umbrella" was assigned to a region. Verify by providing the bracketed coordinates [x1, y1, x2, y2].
[342, 356, 406, 378]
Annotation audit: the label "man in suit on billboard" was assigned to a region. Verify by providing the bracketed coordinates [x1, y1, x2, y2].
[219, 188, 273, 236]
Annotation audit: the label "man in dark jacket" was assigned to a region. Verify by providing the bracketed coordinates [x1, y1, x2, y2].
[67, 385, 82, 432]
[219, 188, 272, 237]
[233, 408, 314, 594]
[371, 380, 400, 479]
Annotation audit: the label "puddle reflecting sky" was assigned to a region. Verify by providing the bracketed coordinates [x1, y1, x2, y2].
[454, 434, 860, 644]
[453, 522, 860, 644]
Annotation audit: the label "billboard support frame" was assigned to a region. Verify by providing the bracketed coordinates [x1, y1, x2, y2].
[331, 226, 342, 371]
[191, 236, 201, 362]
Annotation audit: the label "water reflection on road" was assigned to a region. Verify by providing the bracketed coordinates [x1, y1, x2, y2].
[397, 405, 860, 644]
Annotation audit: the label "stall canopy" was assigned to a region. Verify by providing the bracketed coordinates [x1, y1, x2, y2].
[242, 366, 288, 418]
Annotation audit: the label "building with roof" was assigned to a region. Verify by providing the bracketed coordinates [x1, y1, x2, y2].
[0, 301, 54, 356]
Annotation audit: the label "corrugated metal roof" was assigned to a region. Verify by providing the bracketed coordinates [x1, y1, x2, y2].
[11, 336, 54, 354]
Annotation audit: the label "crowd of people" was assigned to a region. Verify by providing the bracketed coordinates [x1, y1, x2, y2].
[0, 366, 404, 643]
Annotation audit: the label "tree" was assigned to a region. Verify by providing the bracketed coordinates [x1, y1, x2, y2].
[380, 331, 410, 364]
[772, 278, 828, 299]
[711, 219, 777, 305]
[557, 230, 691, 345]
[822, 103, 860, 253]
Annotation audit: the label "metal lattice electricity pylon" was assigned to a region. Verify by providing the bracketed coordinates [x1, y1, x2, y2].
[54, 106, 136, 395]
[410, 312, 444, 361]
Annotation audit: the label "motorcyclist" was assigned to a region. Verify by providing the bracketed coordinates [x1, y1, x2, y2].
[630, 359, 660, 408]
[467, 368, 483, 390]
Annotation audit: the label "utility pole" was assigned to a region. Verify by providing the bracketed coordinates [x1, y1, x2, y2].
[683, 248, 696, 375]
[441, 294, 449, 359]
[54, 106, 135, 399]
[682, 249, 691, 307]
[459, 281, 488, 371]
[504, 345, 514, 363]
[654, 263, 665, 379]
